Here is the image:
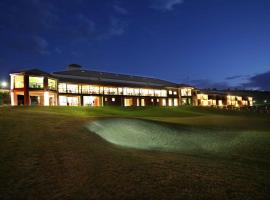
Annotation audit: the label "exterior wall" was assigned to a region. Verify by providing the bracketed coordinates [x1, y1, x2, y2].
[9, 71, 254, 108]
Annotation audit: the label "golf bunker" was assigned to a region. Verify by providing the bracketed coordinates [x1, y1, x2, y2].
[86, 118, 249, 153]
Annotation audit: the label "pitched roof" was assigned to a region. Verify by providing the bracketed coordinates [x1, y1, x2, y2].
[52, 69, 178, 88]
[11, 69, 53, 77]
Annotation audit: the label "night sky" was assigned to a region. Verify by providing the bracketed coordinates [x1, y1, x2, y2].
[0, 0, 270, 90]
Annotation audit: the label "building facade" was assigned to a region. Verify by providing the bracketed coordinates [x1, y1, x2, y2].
[10, 65, 253, 107]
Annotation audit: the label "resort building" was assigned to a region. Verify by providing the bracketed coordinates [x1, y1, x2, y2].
[10, 64, 253, 107]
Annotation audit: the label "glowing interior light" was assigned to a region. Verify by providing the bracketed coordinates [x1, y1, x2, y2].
[44, 91, 49, 106]
[1, 81, 7, 88]
[10, 92, 15, 106]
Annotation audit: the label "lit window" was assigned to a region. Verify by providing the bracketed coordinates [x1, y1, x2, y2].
[162, 99, 166, 106]
[181, 88, 192, 96]
[29, 76, 44, 89]
[58, 83, 67, 93]
[105, 97, 107, 101]
[157, 99, 160, 102]
[169, 90, 172, 95]
[174, 98, 178, 106]
[141, 98, 145, 106]
[48, 79, 56, 90]
[67, 84, 79, 93]
[14, 75, 24, 88]
[168, 98, 173, 106]
[151, 98, 154, 102]
[173, 91, 177, 95]
[112, 97, 115, 102]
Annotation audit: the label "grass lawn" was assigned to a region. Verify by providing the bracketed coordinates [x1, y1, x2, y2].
[0, 106, 270, 199]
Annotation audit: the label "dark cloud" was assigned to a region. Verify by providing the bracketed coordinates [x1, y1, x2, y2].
[113, 4, 128, 15]
[7, 34, 50, 55]
[0, 0, 128, 56]
[242, 71, 270, 91]
[150, 0, 184, 11]
[189, 79, 230, 90]
[226, 75, 243, 80]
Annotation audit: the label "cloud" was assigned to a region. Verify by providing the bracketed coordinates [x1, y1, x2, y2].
[226, 75, 244, 80]
[113, 4, 128, 15]
[109, 17, 127, 36]
[242, 71, 270, 91]
[7, 34, 50, 55]
[150, 0, 184, 11]
[189, 79, 230, 90]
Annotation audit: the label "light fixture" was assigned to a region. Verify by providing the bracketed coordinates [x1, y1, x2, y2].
[1, 81, 7, 88]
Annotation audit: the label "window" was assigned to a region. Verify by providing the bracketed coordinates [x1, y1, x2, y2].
[14, 75, 24, 88]
[67, 84, 79, 93]
[174, 98, 178, 106]
[173, 91, 177, 95]
[58, 83, 67, 93]
[141, 98, 145, 106]
[169, 90, 172, 95]
[162, 99, 166, 106]
[181, 88, 192, 96]
[124, 98, 133, 106]
[29, 76, 44, 89]
[48, 79, 56, 90]
[104, 87, 117, 95]
[168, 98, 173, 106]
[112, 97, 115, 102]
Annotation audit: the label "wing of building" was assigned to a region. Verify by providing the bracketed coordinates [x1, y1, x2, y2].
[9, 64, 253, 107]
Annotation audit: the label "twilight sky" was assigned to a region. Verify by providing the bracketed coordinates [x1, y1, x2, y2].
[0, 0, 270, 90]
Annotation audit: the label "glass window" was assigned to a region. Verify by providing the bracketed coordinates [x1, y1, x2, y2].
[174, 98, 178, 106]
[58, 83, 67, 93]
[59, 96, 67, 106]
[48, 79, 57, 90]
[181, 88, 192, 96]
[29, 76, 44, 89]
[14, 75, 24, 88]
[67, 84, 79, 93]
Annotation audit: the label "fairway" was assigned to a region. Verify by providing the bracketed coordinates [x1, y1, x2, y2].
[0, 106, 270, 199]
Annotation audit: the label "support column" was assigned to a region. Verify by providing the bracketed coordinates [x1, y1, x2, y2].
[24, 75, 29, 106]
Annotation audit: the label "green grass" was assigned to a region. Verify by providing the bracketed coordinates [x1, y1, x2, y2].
[0, 106, 270, 199]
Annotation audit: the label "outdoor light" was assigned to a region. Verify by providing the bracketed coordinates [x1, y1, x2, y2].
[264, 100, 267, 103]
[1, 81, 7, 88]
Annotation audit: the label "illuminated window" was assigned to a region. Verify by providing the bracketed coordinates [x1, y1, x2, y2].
[173, 91, 177, 95]
[59, 96, 67, 106]
[67, 96, 80, 106]
[169, 90, 172, 95]
[141, 98, 145, 106]
[59, 96, 79, 106]
[174, 98, 178, 106]
[29, 76, 44, 89]
[124, 98, 133, 106]
[104, 87, 117, 95]
[168, 98, 173, 106]
[112, 97, 115, 102]
[48, 79, 56, 90]
[58, 83, 67, 93]
[14, 75, 24, 88]
[157, 99, 160, 102]
[151, 98, 154, 102]
[118, 88, 123, 95]
[181, 88, 192, 96]
[67, 84, 79, 93]
[162, 99, 166, 106]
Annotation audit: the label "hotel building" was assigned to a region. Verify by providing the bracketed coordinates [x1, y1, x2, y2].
[10, 64, 253, 107]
